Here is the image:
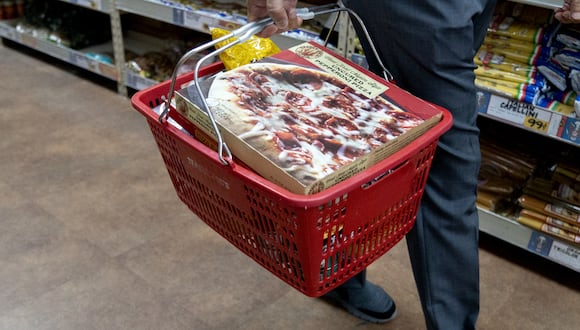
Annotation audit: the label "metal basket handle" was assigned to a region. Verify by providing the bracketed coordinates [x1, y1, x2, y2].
[159, 2, 392, 165]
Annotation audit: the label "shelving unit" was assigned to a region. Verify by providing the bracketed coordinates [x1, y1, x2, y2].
[1, 0, 578, 272]
[0, 0, 327, 95]
[475, 0, 580, 273]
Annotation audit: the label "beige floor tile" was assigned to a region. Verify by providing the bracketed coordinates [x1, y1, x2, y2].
[0, 263, 206, 330]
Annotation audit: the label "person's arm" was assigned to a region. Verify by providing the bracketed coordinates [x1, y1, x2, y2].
[247, 0, 302, 38]
[555, 0, 580, 24]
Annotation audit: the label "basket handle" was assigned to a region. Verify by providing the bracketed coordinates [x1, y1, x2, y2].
[159, 3, 393, 165]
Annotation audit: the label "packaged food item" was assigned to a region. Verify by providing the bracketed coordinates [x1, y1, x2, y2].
[520, 208, 580, 234]
[546, 90, 577, 107]
[517, 213, 580, 245]
[554, 27, 580, 50]
[174, 41, 444, 194]
[484, 35, 538, 53]
[481, 43, 548, 66]
[535, 95, 576, 116]
[477, 190, 508, 212]
[552, 48, 580, 72]
[518, 194, 580, 225]
[475, 49, 538, 77]
[537, 61, 568, 91]
[210, 27, 281, 70]
[553, 163, 580, 185]
[474, 65, 544, 85]
[488, 16, 544, 43]
[475, 77, 539, 103]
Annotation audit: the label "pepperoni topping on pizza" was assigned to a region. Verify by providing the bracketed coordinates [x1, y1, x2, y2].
[207, 63, 425, 182]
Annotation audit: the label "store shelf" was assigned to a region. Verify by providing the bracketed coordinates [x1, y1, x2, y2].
[57, 0, 112, 13]
[115, 0, 245, 34]
[0, 20, 118, 80]
[476, 88, 580, 146]
[479, 208, 580, 272]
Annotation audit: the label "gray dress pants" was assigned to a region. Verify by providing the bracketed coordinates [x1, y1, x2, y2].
[341, 0, 497, 329]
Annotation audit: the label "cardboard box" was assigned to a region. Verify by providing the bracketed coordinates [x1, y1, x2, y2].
[174, 41, 442, 195]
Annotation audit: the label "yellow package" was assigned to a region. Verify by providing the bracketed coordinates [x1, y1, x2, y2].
[488, 16, 544, 43]
[476, 76, 523, 90]
[483, 35, 537, 53]
[474, 65, 537, 85]
[481, 41, 544, 65]
[211, 27, 281, 71]
[475, 77, 538, 103]
[475, 49, 536, 77]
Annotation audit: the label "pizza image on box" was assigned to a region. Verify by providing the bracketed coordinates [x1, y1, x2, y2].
[174, 42, 442, 194]
[208, 62, 423, 179]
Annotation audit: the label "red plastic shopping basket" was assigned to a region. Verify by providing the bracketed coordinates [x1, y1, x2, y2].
[131, 61, 452, 297]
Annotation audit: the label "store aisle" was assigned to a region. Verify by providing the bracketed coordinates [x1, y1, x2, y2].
[0, 40, 578, 330]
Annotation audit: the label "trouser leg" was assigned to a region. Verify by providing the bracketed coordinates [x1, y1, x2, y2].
[343, 0, 497, 329]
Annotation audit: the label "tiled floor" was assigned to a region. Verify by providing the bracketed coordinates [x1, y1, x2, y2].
[1, 39, 579, 330]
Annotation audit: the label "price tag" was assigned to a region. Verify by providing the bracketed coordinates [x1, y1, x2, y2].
[127, 72, 154, 91]
[523, 116, 550, 133]
[527, 231, 580, 271]
[485, 94, 532, 125]
[172, 8, 185, 25]
[184, 11, 214, 32]
[69, 53, 100, 73]
[68, 0, 102, 10]
[20, 34, 37, 48]
[548, 240, 580, 271]
[70, 53, 90, 70]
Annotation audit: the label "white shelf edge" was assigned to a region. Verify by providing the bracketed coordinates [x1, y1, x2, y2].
[116, 0, 244, 34]
[57, 0, 111, 13]
[478, 207, 580, 272]
[476, 88, 580, 147]
[125, 71, 158, 90]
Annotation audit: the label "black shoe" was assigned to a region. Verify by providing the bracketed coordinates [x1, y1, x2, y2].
[323, 280, 397, 324]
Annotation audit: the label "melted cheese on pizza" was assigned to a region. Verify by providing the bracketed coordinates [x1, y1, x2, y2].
[207, 63, 424, 182]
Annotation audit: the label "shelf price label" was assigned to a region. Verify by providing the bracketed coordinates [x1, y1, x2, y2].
[20, 34, 37, 48]
[549, 240, 580, 270]
[69, 52, 99, 74]
[485, 94, 556, 134]
[68, 0, 102, 11]
[524, 116, 549, 133]
[127, 72, 154, 91]
[184, 10, 214, 32]
[527, 231, 580, 271]
[0, 24, 9, 37]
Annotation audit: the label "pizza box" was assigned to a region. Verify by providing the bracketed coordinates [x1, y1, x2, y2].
[173, 41, 443, 195]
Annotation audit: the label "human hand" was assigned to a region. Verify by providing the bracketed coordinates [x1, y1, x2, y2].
[555, 0, 580, 24]
[246, 0, 302, 38]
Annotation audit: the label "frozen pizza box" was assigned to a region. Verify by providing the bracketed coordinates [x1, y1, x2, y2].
[174, 41, 443, 195]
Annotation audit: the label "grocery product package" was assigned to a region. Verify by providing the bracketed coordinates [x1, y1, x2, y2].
[173, 41, 443, 195]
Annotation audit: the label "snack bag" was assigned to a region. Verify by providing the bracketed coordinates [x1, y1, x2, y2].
[210, 27, 281, 70]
